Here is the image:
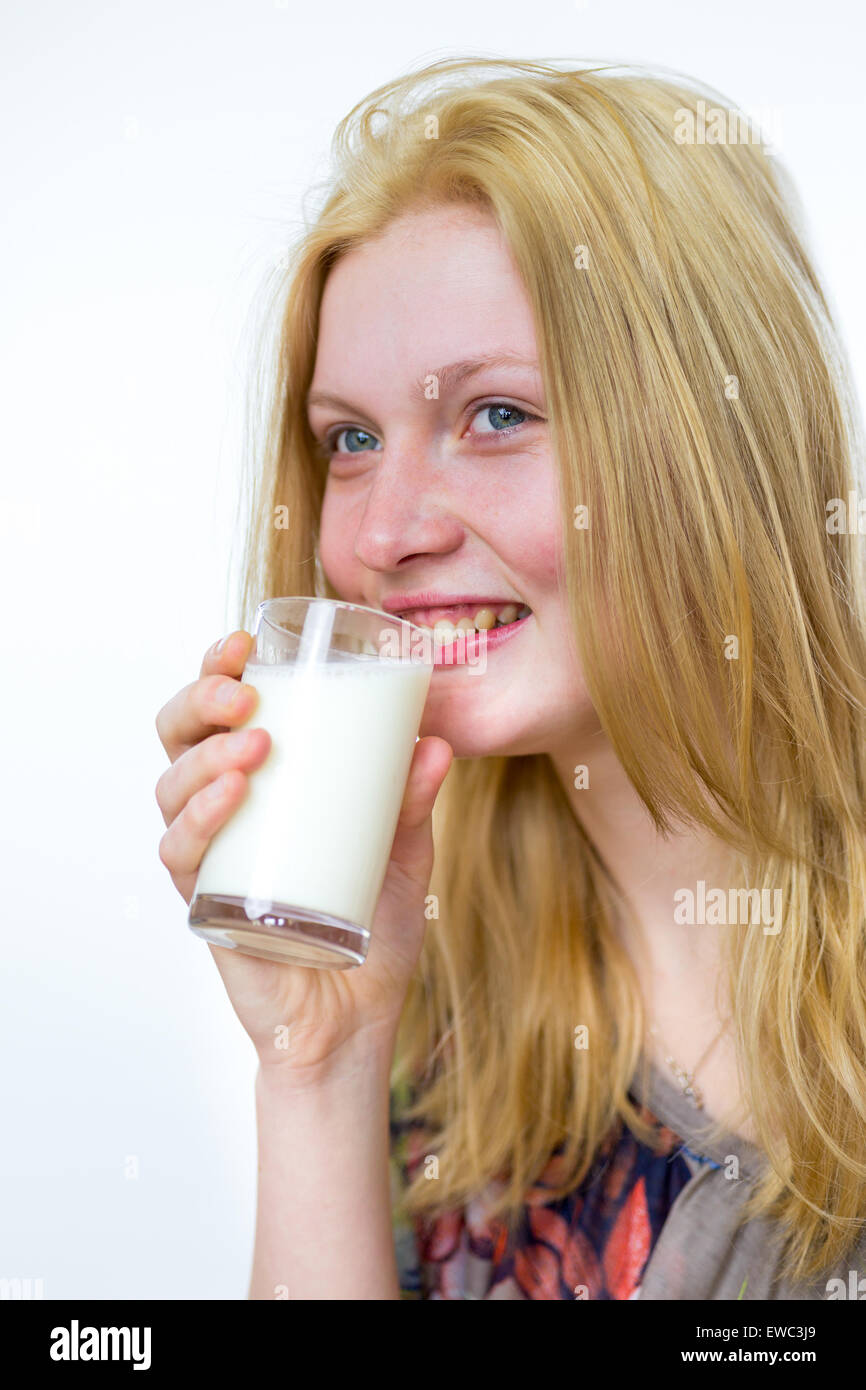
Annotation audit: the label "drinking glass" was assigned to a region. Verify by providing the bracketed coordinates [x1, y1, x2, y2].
[188, 597, 433, 968]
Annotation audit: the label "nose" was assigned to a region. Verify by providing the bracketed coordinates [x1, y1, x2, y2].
[352, 441, 465, 572]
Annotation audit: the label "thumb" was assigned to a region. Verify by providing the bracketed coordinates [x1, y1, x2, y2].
[387, 736, 453, 882]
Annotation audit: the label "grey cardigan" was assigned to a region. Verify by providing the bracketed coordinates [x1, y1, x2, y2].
[630, 1057, 866, 1300]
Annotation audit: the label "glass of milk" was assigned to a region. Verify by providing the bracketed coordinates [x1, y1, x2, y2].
[188, 597, 434, 969]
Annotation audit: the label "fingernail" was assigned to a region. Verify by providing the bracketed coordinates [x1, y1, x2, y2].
[206, 773, 228, 800]
[225, 729, 252, 754]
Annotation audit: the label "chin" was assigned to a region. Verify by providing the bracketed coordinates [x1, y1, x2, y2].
[418, 703, 550, 759]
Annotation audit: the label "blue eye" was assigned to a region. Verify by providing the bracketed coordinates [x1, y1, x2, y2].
[317, 401, 539, 459]
[470, 403, 532, 435]
[325, 426, 381, 455]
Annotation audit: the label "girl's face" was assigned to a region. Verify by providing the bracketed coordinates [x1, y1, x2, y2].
[310, 202, 598, 758]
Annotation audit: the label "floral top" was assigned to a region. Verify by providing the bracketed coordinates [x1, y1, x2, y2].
[388, 1056, 866, 1300]
[389, 1065, 712, 1300]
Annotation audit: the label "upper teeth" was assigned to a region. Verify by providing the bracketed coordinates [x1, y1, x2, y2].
[417, 603, 531, 642]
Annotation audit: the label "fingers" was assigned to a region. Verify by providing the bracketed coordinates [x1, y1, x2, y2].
[387, 737, 454, 883]
[399, 737, 454, 828]
[155, 725, 271, 827]
[198, 628, 254, 681]
[155, 630, 258, 761]
[158, 766, 249, 883]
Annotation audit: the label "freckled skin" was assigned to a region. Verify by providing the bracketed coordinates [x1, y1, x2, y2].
[311, 204, 599, 758]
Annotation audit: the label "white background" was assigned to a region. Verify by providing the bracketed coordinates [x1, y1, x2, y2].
[1, 0, 864, 1299]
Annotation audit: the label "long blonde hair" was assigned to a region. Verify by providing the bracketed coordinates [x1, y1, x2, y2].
[234, 56, 866, 1284]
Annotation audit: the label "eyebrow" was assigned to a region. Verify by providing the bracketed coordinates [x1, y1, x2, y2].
[305, 352, 540, 415]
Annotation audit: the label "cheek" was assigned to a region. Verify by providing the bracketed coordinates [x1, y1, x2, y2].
[318, 491, 358, 599]
[495, 476, 563, 594]
[529, 525, 562, 591]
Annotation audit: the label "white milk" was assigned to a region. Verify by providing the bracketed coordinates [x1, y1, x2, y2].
[193, 655, 432, 929]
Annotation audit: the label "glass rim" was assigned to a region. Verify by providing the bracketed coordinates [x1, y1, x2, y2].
[254, 595, 433, 640]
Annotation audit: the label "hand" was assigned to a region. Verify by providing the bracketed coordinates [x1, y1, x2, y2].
[155, 629, 453, 1085]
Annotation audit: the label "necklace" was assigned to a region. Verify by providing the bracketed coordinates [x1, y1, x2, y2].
[647, 1022, 727, 1110]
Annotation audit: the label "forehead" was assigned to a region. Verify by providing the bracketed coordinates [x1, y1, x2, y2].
[311, 205, 539, 388]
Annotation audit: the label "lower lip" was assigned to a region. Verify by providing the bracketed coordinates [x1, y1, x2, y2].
[430, 613, 532, 667]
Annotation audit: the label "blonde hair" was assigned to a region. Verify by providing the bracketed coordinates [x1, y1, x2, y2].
[234, 56, 866, 1284]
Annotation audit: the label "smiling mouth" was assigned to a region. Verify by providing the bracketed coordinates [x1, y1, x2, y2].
[397, 601, 532, 642]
